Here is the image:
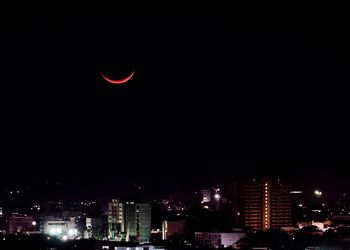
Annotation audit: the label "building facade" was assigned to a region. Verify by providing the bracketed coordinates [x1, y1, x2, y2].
[243, 178, 292, 231]
[162, 218, 186, 240]
[42, 218, 78, 239]
[244, 179, 263, 230]
[85, 215, 108, 240]
[108, 199, 125, 240]
[8, 215, 36, 234]
[125, 202, 151, 243]
[228, 180, 245, 227]
[194, 231, 246, 248]
[201, 189, 211, 203]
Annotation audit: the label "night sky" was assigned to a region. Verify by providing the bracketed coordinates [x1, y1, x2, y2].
[0, 16, 349, 201]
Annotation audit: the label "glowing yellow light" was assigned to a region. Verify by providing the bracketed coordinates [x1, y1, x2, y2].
[314, 190, 322, 197]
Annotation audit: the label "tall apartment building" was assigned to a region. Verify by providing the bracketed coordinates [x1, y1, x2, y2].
[108, 199, 125, 240]
[125, 202, 152, 243]
[107, 199, 152, 243]
[243, 178, 292, 231]
[228, 180, 245, 227]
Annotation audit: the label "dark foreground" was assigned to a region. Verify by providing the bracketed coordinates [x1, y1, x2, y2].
[3, 234, 350, 250]
[0, 234, 163, 250]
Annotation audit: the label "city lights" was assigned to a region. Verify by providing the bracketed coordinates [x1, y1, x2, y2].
[68, 229, 78, 236]
[49, 228, 63, 236]
[314, 190, 322, 197]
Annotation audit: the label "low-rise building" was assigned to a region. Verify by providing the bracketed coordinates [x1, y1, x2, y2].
[195, 231, 246, 248]
[162, 218, 186, 240]
[8, 215, 37, 234]
[42, 218, 78, 239]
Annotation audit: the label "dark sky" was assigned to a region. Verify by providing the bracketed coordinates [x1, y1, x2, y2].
[0, 16, 349, 201]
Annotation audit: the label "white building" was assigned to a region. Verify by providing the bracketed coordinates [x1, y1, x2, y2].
[108, 199, 125, 240]
[201, 189, 211, 203]
[195, 231, 246, 248]
[42, 218, 78, 239]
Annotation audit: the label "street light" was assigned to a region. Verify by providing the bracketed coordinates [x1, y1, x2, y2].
[314, 190, 322, 197]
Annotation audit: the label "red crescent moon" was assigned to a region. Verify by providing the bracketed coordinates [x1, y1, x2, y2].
[100, 70, 135, 84]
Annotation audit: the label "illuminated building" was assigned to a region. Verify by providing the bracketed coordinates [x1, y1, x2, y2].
[0, 206, 4, 233]
[9, 215, 37, 234]
[194, 231, 246, 248]
[125, 202, 151, 243]
[42, 218, 78, 239]
[213, 188, 221, 211]
[243, 178, 292, 231]
[201, 189, 211, 203]
[108, 199, 125, 241]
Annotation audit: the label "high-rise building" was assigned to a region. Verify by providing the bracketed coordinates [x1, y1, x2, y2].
[85, 215, 108, 240]
[244, 178, 263, 230]
[243, 178, 292, 231]
[125, 202, 151, 243]
[108, 199, 125, 240]
[228, 180, 245, 227]
[270, 179, 293, 229]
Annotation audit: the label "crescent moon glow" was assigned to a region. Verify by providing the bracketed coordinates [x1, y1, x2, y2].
[101, 70, 135, 84]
